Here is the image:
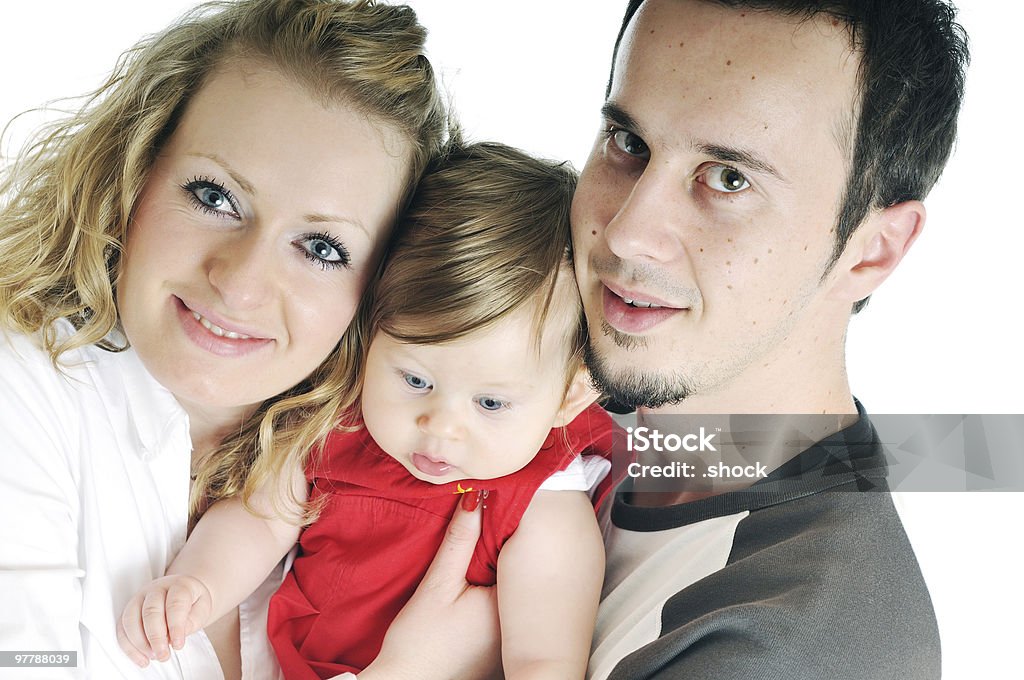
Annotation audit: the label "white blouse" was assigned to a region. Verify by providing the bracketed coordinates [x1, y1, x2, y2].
[0, 322, 282, 679]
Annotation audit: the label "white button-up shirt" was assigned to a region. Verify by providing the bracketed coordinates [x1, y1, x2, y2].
[0, 323, 282, 679]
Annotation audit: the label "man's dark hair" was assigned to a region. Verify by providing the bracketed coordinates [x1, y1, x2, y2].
[608, 0, 969, 312]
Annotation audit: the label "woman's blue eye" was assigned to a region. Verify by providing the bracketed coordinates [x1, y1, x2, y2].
[477, 396, 507, 412]
[197, 186, 228, 209]
[403, 372, 430, 391]
[299, 232, 350, 270]
[182, 178, 237, 217]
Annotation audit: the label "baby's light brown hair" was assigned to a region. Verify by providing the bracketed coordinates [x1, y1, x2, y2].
[367, 141, 585, 387]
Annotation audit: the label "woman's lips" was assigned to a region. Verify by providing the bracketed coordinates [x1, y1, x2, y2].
[602, 286, 684, 334]
[174, 296, 273, 357]
[411, 452, 453, 477]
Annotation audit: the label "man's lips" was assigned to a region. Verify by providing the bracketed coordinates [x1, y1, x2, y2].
[602, 282, 679, 310]
[602, 285, 685, 334]
[411, 452, 454, 477]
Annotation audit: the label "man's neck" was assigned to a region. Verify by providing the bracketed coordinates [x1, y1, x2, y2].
[627, 344, 858, 507]
[644, 362, 857, 416]
[626, 410, 859, 507]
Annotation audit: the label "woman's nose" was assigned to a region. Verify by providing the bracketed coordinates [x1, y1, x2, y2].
[206, 230, 277, 311]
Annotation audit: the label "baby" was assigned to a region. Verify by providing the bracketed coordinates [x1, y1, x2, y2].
[118, 142, 615, 679]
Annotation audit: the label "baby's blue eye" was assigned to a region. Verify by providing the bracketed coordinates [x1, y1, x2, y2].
[477, 396, 507, 411]
[403, 372, 430, 391]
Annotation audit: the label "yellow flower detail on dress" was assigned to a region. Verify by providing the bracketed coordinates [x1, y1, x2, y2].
[454, 482, 474, 495]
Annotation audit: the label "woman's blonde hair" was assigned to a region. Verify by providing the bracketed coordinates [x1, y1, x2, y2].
[0, 0, 450, 522]
[368, 142, 585, 388]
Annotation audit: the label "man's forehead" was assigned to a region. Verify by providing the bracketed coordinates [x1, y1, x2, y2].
[611, 0, 860, 159]
[620, 0, 858, 60]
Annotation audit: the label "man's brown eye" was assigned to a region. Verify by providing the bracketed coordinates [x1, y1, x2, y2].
[721, 168, 746, 190]
[704, 164, 750, 193]
[612, 130, 650, 158]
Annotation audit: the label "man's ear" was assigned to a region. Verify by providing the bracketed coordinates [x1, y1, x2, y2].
[829, 200, 925, 303]
[553, 365, 601, 427]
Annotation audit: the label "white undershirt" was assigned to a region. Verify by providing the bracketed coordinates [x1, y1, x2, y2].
[0, 322, 282, 679]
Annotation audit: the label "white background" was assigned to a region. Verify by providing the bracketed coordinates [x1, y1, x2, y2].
[1, 1, 1021, 677]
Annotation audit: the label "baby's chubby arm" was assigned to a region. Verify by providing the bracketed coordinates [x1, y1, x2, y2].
[117, 469, 306, 667]
[496, 488, 605, 680]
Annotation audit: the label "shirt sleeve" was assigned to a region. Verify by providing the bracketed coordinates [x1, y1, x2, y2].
[537, 455, 611, 497]
[0, 338, 87, 676]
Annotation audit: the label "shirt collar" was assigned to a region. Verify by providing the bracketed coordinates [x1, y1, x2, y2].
[91, 343, 191, 463]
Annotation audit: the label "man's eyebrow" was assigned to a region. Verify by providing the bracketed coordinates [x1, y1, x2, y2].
[188, 152, 257, 195]
[601, 101, 646, 139]
[694, 143, 788, 183]
[601, 103, 787, 183]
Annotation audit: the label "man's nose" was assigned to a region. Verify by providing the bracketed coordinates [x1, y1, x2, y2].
[603, 167, 693, 263]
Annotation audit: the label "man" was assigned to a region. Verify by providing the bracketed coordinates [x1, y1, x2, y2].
[571, 1, 968, 678]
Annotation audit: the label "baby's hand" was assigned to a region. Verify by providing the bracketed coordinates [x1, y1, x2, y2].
[116, 574, 213, 667]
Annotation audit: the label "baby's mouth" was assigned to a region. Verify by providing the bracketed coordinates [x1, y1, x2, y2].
[411, 452, 453, 477]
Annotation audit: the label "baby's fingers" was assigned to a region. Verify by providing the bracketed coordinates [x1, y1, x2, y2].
[164, 579, 210, 650]
[140, 590, 174, 661]
[118, 596, 154, 668]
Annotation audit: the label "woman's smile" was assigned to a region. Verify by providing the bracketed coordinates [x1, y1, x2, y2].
[174, 295, 274, 357]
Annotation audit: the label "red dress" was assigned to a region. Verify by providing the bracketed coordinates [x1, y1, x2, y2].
[267, 403, 616, 679]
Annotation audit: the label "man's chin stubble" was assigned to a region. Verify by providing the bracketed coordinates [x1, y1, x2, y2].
[603, 320, 647, 351]
[584, 323, 696, 410]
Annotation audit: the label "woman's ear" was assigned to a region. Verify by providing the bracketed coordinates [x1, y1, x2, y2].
[553, 365, 601, 427]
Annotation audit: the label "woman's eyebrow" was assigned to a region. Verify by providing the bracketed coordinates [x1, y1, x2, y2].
[304, 212, 369, 238]
[188, 152, 367, 235]
[187, 152, 257, 195]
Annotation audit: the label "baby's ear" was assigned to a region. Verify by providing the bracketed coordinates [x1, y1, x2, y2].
[553, 365, 601, 427]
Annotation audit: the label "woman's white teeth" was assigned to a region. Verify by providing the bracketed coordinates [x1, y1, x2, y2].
[191, 311, 252, 339]
[622, 297, 662, 309]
